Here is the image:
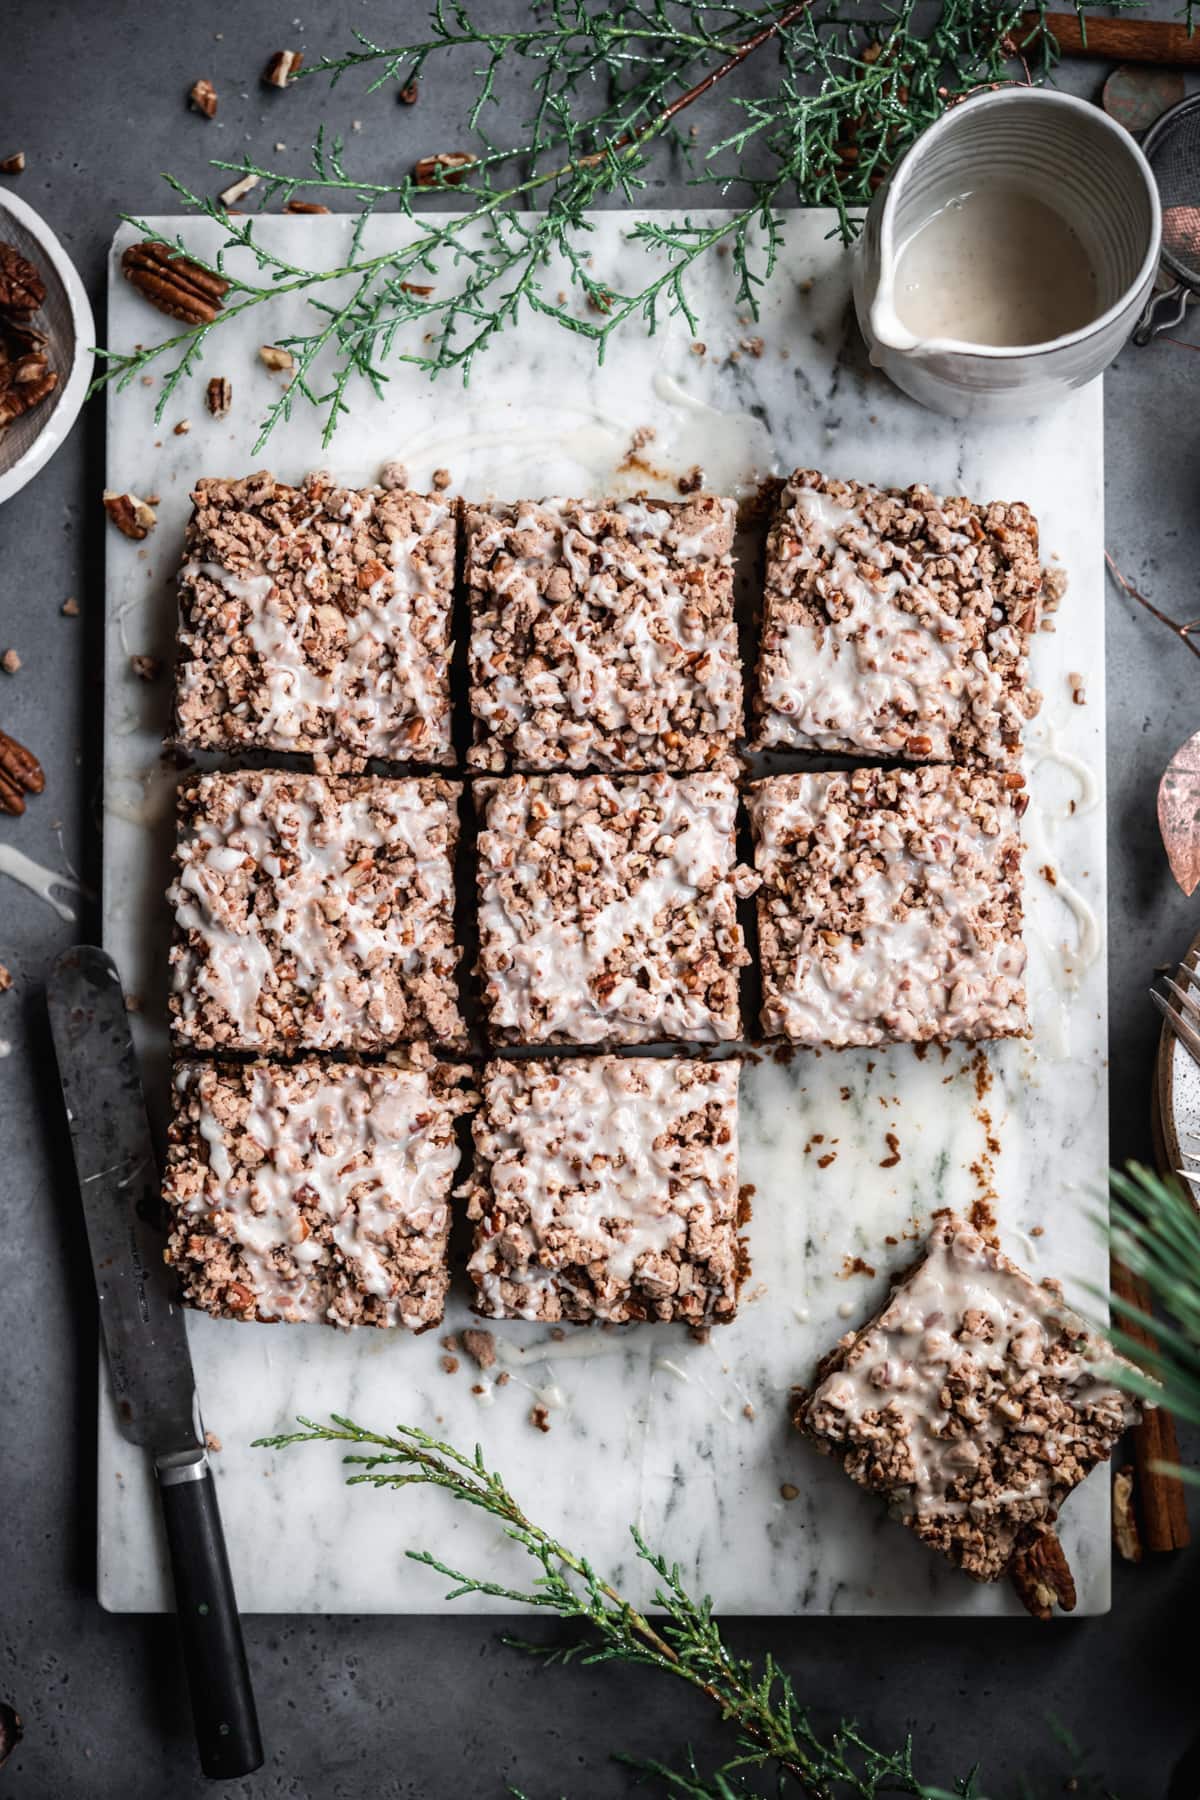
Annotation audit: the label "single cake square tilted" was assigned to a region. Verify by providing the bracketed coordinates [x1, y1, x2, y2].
[475, 768, 758, 1046]
[163, 1056, 475, 1330]
[753, 471, 1042, 763]
[464, 1056, 747, 1324]
[791, 1216, 1139, 1600]
[464, 494, 742, 771]
[168, 769, 464, 1053]
[747, 765, 1027, 1048]
[175, 470, 456, 768]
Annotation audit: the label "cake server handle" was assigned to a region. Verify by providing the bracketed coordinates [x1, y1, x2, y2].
[156, 1449, 263, 1781]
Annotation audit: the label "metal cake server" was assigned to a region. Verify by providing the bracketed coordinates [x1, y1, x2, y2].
[46, 945, 262, 1781]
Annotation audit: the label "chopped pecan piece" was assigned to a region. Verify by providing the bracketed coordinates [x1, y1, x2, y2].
[0, 243, 45, 320]
[284, 199, 331, 214]
[121, 242, 228, 326]
[205, 376, 232, 417]
[188, 78, 218, 118]
[103, 490, 157, 541]
[1, 649, 21, 675]
[413, 152, 477, 187]
[218, 172, 260, 208]
[1010, 1527, 1077, 1621]
[130, 654, 163, 682]
[259, 344, 294, 373]
[1112, 1465, 1143, 1563]
[399, 80, 420, 105]
[263, 49, 303, 87]
[0, 152, 25, 175]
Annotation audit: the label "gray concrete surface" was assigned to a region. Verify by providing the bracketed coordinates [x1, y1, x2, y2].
[1, 4, 1199, 1796]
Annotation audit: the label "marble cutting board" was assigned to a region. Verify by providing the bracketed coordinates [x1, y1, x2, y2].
[101, 210, 1110, 1615]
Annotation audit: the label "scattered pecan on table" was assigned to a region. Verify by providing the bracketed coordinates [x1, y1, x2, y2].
[0, 726, 45, 817]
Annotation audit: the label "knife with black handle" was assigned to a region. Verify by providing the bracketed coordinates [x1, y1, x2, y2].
[47, 945, 263, 1781]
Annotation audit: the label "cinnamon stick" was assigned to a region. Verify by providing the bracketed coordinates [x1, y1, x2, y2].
[1110, 1257, 1192, 1552]
[1023, 12, 1200, 67]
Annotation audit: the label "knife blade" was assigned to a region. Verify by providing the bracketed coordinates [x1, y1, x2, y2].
[47, 945, 263, 1782]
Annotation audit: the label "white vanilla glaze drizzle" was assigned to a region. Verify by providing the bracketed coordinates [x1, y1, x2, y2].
[0, 845, 82, 922]
[760, 484, 1018, 759]
[650, 372, 776, 497]
[468, 1057, 740, 1322]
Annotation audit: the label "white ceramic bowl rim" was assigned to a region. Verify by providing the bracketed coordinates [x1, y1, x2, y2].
[875, 86, 1163, 361]
[0, 188, 96, 506]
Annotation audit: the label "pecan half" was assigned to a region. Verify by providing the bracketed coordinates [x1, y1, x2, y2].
[121, 242, 228, 326]
[189, 78, 218, 118]
[263, 49, 303, 87]
[413, 152, 477, 187]
[0, 726, 44, 817]
[205, 375, 232, 416]
[0, 243, 46, 321]
[1010, 1526, 1077, 1621]
[103, 491, 157, 541]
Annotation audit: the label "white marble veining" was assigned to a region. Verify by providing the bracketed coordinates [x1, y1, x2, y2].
[101, 211, 1110, 1615]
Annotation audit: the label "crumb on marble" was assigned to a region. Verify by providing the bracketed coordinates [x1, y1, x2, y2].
[530, 1403, 552, 1433]
[462, 1328, 496, 1371]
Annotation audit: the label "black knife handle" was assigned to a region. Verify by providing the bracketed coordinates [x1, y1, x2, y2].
[156, 1452, 263, 1780]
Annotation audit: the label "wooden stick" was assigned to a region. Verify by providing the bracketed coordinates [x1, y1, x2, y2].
[1110, 1257, 1192, 1551]
[1023, 12, 1200, 66]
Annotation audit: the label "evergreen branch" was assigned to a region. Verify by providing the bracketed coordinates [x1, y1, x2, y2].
[254, 1414, 974, 1796]
[90, 1, 1121, 446]
[1105, 1162, 1200, 1464]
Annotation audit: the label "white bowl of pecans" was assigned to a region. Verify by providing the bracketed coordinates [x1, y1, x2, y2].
[0, 188, 95, 507]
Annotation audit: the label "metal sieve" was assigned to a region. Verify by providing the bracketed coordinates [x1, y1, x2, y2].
[1133, 92, 1200, 344]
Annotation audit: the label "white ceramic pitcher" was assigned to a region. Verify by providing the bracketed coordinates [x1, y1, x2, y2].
[853, 88, 1161, 419]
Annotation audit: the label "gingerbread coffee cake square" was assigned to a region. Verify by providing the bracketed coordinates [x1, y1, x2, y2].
[163, 1056, 474, 1330]
[747, 765, 1027, 1049]
[464, 494, 742, 772]
[168, 769, 464, 1053]
[753, 471, 1041, 764]
[175, 470, 456, 768]
[465, 1055, 747, 1325]
[792, 1215, 1138, 1598]
[475, 768, 757, 1046]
